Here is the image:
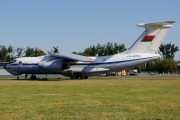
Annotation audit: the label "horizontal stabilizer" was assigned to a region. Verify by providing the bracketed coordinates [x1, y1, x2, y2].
[137, 21, 175, 27]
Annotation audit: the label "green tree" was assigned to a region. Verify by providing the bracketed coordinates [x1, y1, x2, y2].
[0, 45, 8, 61]
[104, 42, 113, 55]
[6, 45, 14, 61]
[96, 43, 105, 56]
[161, 58, 178, 73]
[159, 43, 179, 59]
[25, 47, 46, 57]
[150, 58, 178, 73]
[25, 47, 35, 57]
[146, 61, 155, 71]
[34, 48, 46, 57]
[135, 65, 146, 72]
[53, 46, 59, 53]
[117, 43, 126, 53]
[73, 42, 126, 56]
[16, 47, 24, 58]
[154, 59, 164, 73]
[48, 46, 59, 54]
[80, 45, 97, 56]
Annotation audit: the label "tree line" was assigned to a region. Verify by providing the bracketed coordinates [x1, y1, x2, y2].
[0, 42, 179, 73]
[72, 42, 127, 56]
[144, 43, 179, 73]
[0, 45, 59, 62]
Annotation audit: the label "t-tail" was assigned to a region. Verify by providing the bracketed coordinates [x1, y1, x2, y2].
[125, 21, 175, 54]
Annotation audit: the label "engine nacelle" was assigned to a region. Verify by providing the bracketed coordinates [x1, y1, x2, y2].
[38, 59, 62, 70]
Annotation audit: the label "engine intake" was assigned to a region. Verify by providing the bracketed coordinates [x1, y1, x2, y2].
[38, 60, 62, 70]
[38, 59, 70, 70]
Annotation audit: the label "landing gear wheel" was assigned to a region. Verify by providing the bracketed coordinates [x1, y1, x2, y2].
[31, 75, 36, 80]
[79, 75, 88, 79]
[70, 76, 75, 79]
[75, 76, 79, 79]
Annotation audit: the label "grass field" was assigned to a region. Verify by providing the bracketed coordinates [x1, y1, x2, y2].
[0, 76, 180, 120]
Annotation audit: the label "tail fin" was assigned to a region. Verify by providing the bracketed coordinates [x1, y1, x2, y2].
[126, 21, 175, 54]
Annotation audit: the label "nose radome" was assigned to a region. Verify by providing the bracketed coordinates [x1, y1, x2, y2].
[0, 62, 9, 69]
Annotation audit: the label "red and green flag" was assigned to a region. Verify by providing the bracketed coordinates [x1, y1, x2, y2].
[141, 35, 155, 42]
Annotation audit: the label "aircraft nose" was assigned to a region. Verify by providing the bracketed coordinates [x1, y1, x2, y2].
[3, 63, 9, 70]
[1, 62, 9, 70]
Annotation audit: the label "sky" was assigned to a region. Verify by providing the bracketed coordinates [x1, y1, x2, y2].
[0, 0, 180, 60]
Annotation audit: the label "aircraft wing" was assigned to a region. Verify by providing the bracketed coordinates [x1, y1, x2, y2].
[50, 53, 94, 62]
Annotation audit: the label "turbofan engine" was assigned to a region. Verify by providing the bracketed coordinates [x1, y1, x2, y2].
[38, 59, 70, 70]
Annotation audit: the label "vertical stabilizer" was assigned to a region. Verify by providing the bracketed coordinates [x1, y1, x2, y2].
[126, 21, 175, 54]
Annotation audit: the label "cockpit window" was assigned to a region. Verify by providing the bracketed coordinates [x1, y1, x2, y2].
[48, 56, 57, 61]
[10, 59, 17, 63]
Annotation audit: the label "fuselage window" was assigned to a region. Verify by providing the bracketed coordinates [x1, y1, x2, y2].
[10, 59, 16, 63]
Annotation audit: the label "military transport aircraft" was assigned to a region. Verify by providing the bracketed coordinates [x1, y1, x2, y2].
[4, 21, 175, 79]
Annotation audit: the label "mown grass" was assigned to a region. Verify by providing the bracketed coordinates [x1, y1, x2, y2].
[0, 76, 180, 119]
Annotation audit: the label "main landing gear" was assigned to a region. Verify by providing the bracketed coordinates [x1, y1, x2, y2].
[69, 70, 88, 79]
[23, 74, 37, 79]
[70, 76, 88, 79]
[31, 74, 37, 79]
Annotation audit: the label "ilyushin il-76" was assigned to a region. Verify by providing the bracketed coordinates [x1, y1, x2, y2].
[4, 21, 175, 79]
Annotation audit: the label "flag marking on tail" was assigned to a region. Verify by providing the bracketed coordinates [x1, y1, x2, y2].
[141, 35, 155, 42]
